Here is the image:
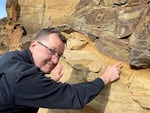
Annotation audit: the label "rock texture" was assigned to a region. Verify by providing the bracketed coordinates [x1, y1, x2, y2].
[0, 0, 150, 113]
[57, 0, 150, 68]
[130, 6, 150, 68]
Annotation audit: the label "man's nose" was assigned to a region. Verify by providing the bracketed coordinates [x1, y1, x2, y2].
[51, 55, 59, 64]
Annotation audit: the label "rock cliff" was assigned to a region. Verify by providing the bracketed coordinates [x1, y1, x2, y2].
[0, 0, 150, 113]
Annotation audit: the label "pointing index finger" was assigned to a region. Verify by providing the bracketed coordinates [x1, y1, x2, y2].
[113, 62, 123, 68]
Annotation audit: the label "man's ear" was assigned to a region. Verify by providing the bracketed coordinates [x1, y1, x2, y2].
[29, 40, 37, 51]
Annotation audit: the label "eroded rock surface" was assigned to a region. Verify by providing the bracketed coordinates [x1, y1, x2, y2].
[0, 0, 150, 113]
[130, 6, 150, 68]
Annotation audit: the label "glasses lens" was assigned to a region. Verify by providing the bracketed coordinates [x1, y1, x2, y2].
[48, 48, 56, 55]
[37, 41, 61, 58]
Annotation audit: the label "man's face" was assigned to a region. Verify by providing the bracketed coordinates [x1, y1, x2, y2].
[30, 33, 65, 74]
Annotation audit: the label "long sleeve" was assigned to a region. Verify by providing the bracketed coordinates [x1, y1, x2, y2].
[13, 67, 104, 109]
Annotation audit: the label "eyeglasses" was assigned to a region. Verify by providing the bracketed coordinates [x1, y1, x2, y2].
[37, 41, 62, 58]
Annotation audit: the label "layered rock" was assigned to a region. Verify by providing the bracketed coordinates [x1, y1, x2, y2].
[0, 0, 150, 113]
[129, 6, 150, 68]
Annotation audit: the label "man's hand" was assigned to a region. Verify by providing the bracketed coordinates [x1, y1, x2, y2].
[51, 63, 63, 82]
[100, 62, 122, 85]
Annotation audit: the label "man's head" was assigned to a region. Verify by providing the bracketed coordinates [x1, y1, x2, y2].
[29, 28, 67, 74]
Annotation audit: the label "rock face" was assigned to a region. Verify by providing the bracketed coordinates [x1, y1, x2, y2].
[129, 6, 150, 68]
[0, 0, 150, 113]
[6, 0, 20, 22]
[57, 0, 150, 68]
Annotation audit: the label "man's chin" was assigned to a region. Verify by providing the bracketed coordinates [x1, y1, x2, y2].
[43, 67, 55, 74]
[40, 65, 55, 74]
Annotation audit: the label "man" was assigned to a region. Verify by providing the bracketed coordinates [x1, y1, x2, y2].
[0, 28, 122, 113]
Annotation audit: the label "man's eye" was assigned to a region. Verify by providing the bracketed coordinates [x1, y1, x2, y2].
[49, 49, 55, 53]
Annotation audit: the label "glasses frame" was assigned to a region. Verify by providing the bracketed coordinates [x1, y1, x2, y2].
[37, 41, 62, 58]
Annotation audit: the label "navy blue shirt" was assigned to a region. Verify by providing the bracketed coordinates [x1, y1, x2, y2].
[0, 49, 104, 113]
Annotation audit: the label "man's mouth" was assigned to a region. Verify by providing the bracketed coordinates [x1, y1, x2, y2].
[47, 62, 56, 68]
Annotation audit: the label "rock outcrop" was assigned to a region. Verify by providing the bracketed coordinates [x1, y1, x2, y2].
[0, 0, 150, 113]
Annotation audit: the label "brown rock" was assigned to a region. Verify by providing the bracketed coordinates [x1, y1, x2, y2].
[129, 6, 150, 68]
[0, 1, 150, 113]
